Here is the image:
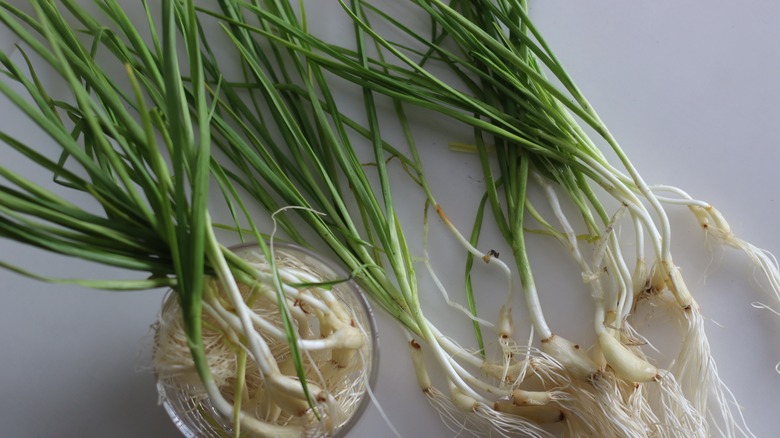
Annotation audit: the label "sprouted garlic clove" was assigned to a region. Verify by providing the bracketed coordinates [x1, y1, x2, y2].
[661, 259, 694, 309]
[589, 342, 608, 369]
[498, 304, 513, 339]
[598, 332, 658, 383]
[266, 374, 326, 417]
[409, 339, 432, 392]
[649, 262, 668, 295]
[449, 383, 479, 412]
[330, 325, 364, 368]
[689, 205, 711, 231]
[706, 205, 732, 235]
[511, 389, 553, 406]
[482, 358, 531, 384]
[541, 335, 598, 381]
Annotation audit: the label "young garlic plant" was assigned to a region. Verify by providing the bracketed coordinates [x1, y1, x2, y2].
[410, 2, 771, 436]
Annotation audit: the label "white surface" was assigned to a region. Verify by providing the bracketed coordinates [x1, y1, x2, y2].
[1, 1, 779, 437]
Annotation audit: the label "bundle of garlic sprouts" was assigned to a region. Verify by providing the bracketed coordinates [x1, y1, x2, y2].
[0, 1, 374, 436]
[193, 0, 780, 436]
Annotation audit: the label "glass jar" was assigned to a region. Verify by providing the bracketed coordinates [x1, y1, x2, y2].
[154, 242, 379, 437]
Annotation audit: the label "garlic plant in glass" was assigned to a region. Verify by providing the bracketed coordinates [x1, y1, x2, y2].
[0, 1, 375, 436]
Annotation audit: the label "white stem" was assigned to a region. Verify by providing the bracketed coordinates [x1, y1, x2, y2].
[630, 212, 647, 303]
[423, 255, 497, 329]
[310, 285, 351, 323]
[205, 216, 279, 377]
[521, 274, 553, 341]
[212, 299, 357, 352]
[433, 203, 515, 313]
[242, 265, 334, 315]
[426, 319, 498, 370]
[414, 314, 490, 403]
[584, 112, 673, 259]
[605, 240, 634, 324]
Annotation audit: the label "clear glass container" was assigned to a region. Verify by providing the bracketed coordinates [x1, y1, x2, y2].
[154, 242, 379, 437]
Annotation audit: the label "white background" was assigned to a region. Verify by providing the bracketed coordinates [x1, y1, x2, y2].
[1, 1, 779, 437]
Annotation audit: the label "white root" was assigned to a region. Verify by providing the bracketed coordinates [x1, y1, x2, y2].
[563, 375, 652, 437]
[670, 305, 755, 438]
[633, 266, 754, 438]
[641, 371, 707, 438]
